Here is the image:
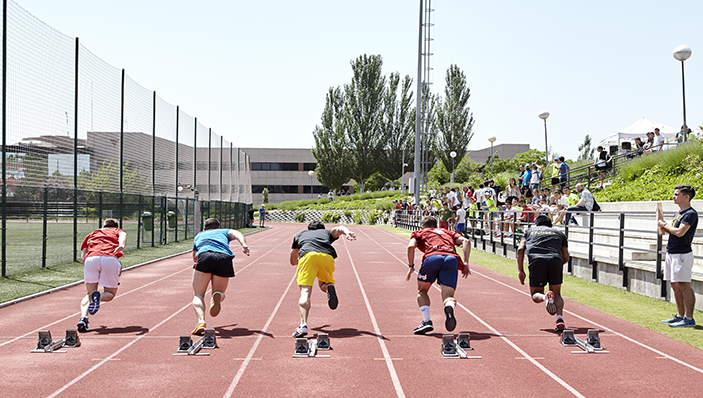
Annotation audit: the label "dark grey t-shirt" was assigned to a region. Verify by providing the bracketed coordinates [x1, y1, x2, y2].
[524, 226, 568, 264]
[292, 229, 339, 259]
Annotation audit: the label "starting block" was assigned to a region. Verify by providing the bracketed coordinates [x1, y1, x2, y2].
[561, 329, 608, 354]
[293, 335, 331, 358]
[31, 330, 80, 353]
[442, 334, 481, 359]
[174, 329, 217, 356]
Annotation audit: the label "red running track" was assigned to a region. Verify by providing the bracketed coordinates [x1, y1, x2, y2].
[1, 223, 702, 397]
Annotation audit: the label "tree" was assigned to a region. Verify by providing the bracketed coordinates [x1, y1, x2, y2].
[378, 73, 415, 185]
[344, 54, 386, 192]
[262, 187, 269, 204]
[506, 148, 547, 170]
[77, 159, 149, 202]
[14, 153, 49, 199]
[433, 65, 474, 173]
[578, 135, 594, 161]
[312, 87, 352, 193]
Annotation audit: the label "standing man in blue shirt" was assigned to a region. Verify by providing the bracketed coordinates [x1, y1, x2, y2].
[658, 185, 699, 328]
[190, 218, 250, 335]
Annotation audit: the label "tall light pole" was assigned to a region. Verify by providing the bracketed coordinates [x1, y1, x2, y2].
[673, 45, 692, 142]
[449, 151, 457, 183]
[539, 110, 550, 168]
[308, 170, 315, 199]
[488, 136, 496, 175]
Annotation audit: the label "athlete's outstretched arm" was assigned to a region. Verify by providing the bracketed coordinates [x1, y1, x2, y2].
[561, 247, 570, 264]
[228, 229, 250, 256]
[461, 238, 471, 277]
[516, 239, 527, 285]
[330, 225, 356, 240]
[406, 238, 418, 281]
[290, 248, 299, 266]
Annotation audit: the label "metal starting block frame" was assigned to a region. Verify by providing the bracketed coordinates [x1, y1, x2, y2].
[561, 329, 609, 354]
[293, 334, 331, 358]
[31, 330, 80, 353]
[174, 328, 217, 356]
[442, 334, 482, 359]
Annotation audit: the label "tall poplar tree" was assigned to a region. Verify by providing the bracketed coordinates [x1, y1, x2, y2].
[433, 64, 474, 173]
[344, 54, 386, 192]
[312, 87, 351, 193]
[379, 72, 415, 185]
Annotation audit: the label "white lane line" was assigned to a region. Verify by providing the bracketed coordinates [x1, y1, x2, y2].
[376, 227, 703, 374]
[357, 227, 584, 398]
[222, 275, 296, 398]
[46, 302, 191, 398]
[0, 231, 281, 349]
[342, 238, 406, 398]
[473, 270, 703, 375]
[222, 228, 300, 397]
[0, 266, 192, 349]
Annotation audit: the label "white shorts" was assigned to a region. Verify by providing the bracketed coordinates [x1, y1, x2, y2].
[84, 256, 122, 288]
[664, 252, 694, 283]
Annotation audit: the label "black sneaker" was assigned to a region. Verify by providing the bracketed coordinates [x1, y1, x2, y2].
[77, 317, 89, 333]
[413, 320, 434, 335]
[327, 284, 338, 310]
[444, 306, 456, 332]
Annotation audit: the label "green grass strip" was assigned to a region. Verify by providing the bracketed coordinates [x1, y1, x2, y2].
[378, 225, 703, 350]
[0, 227, 260, 305]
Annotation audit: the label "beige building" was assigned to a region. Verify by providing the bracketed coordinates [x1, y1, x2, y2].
[244, 143, 530, 204]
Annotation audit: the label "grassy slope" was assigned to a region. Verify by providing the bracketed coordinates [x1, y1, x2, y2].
[378, 226, 703, 350]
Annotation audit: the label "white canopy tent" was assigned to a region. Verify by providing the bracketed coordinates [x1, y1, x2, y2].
[597, 117, 679, 149]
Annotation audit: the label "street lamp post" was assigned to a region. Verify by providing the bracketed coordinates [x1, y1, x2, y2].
[488, 136, 496, 175]
[538, 110, 550, 169]
[449, 151, 457, 184]
[308, 170, 315, 199]
[673, 45, 692, 142]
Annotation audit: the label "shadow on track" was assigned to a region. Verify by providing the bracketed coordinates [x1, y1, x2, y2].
[214, 324, 274, 339]
[90, 325, 150, 335]
[311, 325, 389, 340]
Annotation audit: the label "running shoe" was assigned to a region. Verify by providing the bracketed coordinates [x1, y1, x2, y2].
[413, 320, 434, 335]
[191, 322, 206, 335]
[555, 317, 565, 332]
[292, 325, 308, 338]
[88, 291, 101, 315]
[661, 314, 684, 324]
[327, 284, 338, 310]
[669, 317, 696, 328]
[444, 306, 456, 332]
[545, 291, 557, 315]
[210, 291, 223, 317]
[77, 317, 89, 333]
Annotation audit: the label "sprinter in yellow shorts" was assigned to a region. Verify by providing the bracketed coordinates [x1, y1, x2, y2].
[290, 221, 356, 337]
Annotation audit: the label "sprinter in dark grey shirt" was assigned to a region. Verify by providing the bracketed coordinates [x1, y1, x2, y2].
[517, 215, 569, 332]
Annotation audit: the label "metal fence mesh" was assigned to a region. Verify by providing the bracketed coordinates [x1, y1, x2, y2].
[0, 1, 253, 277]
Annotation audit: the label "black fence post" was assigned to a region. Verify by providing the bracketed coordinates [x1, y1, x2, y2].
[137, 195, 142, 250]
[589, 212, 596, 280]
[42, 187, 48, 268]
[619, 213, 628, 288]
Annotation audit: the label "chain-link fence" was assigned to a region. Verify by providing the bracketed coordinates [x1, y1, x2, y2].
[0, 1, 253, 276]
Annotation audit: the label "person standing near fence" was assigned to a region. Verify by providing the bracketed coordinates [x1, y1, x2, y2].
[259, 204, 266, 228]
[191, 218, 250, 335]
[76, 219, 126, 333]
[659, 185, 698, 328]
[406, 216, 471, 334]
[290, 221, 356, 338]
[517, 215, 570, 332]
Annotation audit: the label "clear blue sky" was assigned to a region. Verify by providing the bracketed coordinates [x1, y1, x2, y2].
[18, 0, 703, 160]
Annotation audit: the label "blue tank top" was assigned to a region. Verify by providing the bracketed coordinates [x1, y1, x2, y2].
[193, 229, 234, 258]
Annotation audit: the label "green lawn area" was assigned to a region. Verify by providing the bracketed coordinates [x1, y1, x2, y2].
[0, 226, 259, 304]
[378, 226, 703, 350]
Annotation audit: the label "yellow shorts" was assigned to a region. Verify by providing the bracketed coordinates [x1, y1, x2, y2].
[296, 252, 335, 286]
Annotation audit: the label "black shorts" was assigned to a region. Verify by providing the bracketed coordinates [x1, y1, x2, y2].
[528, 257, 563, 288]
[195, 251, 235, 278]
[595, 164, 611, 171]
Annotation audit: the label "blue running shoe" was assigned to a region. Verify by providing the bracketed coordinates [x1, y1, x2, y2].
[669, 317, 696, 328]
[88, 291, 101, 315]
[661, 315, 683, 324]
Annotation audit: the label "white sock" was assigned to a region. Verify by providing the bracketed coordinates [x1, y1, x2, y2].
[420, 306, 431, 322]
